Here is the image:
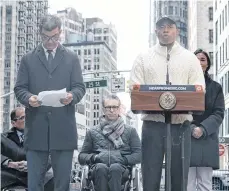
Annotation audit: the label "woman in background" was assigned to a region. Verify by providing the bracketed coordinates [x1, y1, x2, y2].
[187, 49, 225, 191]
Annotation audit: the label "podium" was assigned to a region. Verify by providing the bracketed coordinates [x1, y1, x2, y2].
[131, 84, 205, 191]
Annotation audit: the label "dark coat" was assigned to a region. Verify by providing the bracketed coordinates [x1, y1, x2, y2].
[78, 125, 141, 166]
[1, 128, 27, 188]
[1, 128, 53, 189]
[1, 128, 26, 164]
[190, 75, 225, 169]
[14, 44, 86, 151]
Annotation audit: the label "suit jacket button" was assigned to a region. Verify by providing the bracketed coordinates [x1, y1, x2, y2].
[49, 75, 52, 78]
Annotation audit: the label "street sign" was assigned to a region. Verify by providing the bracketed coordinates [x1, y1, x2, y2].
[219, 137, 229, 143]
[111, 78, 125, 93]
[219, 144, 225, 156]
[85, 80, 107, 89]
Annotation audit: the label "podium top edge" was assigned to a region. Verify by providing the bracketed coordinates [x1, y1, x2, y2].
[131, 85, 204, 92]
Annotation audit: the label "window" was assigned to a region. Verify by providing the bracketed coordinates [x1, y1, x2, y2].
[223, 10, 225, 30]
[209, 29, 213, 43]
[169, 6, 173, 15]
[226, 5, 228, 26]
[215, 52, 218, 73]
[215, 21, 218, 45]
[164, 7, 167, 15]
[221, 77, 224, 93]
[209, 52, 213, 64]
[227, 71, 229, 94]
[226, 38, 228, 59]
[223, 42, 225, 64]
[175, 7, 178, 15]
[5, 61, 10, 68]
[225, 109, 228, 135]
[226, 72, 228, 94]
[209, 7, 213, 21]
[94, 28, 102, 34]
[220, 15, 222, 34]
[220, 46, 222, 66]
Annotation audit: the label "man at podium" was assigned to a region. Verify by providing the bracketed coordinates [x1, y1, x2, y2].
[130, 16, 205, 191]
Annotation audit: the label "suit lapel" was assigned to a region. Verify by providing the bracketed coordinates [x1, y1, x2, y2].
[8, 129, 22, 147]
[36, 44, 49, 73]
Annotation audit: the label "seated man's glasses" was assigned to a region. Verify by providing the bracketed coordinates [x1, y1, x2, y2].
[104, 106, 120, 111]
[14, 115, 25, 121]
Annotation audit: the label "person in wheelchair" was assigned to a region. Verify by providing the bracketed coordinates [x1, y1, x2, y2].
[78, 95, 141, 191]
[1, 107, 54, 191]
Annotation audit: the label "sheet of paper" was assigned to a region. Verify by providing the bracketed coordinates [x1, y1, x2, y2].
[38, 88, 67, 107]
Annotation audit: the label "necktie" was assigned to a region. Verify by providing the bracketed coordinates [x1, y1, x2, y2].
[20, 134, 24, 146]
[47, 50, 53, 71]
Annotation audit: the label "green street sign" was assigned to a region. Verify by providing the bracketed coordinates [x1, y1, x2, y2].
[85, 80, 107, 88]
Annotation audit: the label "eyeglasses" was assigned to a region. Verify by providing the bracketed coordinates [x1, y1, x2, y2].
[14, 115, 25, 121]
[104, 106, 120, 111]
[41, 33, 60, 42]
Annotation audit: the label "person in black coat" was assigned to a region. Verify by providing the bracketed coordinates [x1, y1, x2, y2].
[187, 49, 225, 191]
[14, 14, 85, 191]
[1, 107, 54, 190]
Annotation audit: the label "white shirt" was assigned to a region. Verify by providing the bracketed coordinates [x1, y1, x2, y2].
[130, 41, 206, 124]
[16, 130, 24, 143]
[42, 44, 57, 60]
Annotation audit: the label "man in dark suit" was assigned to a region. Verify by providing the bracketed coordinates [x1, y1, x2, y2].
[14, 14, 86, 191]
[1, 107, 54, 190]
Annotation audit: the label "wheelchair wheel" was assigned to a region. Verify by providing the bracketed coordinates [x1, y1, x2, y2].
[123, 181, 130, 191]
[80, 166, 94, 191]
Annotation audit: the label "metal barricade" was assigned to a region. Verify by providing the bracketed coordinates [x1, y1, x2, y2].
[213, 170, 229, 191]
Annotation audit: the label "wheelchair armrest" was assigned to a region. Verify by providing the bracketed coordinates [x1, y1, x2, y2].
[82, 165, 90, 179]
[131, 165, 139, 179]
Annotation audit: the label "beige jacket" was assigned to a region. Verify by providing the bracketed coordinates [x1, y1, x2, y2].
[130, 42, 205, 124]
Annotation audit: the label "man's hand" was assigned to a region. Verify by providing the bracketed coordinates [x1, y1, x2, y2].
[192, 127, 203, 139]
[29, 95, 41, 107]
[60, 93, 73, 105]
[17, 161, 27, 172]
[8, 161, 21, 169]
[8, 161, 27, 171]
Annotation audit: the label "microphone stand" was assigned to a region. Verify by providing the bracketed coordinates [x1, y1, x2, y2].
[164, 48, 187, 191]
[165, 47, 171, 191]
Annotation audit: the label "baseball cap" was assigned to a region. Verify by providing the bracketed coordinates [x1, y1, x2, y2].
[156, 16, 176, 27]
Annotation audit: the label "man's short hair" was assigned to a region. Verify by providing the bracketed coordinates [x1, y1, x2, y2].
[39, 14, 62, 32]
[10, 107, 24, 121]
[102, 94, 121, 107]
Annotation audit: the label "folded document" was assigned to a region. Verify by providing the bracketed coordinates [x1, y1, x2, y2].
[38, 88, 67, 107]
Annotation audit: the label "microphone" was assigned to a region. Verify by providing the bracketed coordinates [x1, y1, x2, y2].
[180, 120, 191, 134]
[167, 54, 170, 61]
[166, 53, 171, 85]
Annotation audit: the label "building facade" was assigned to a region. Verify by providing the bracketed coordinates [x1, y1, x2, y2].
[188, 0, 214, 76]
[59, 12, 118, 129]
[0, 0, 48, 132]
[213, 0, 229, 169]
[214, 0, 229, 137]
[64, 41, 117, 128]
[55, 7, 85, 44]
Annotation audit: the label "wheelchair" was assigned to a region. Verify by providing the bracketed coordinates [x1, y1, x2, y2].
[74, 164, 141, 191]
[1, 184, 27, 191]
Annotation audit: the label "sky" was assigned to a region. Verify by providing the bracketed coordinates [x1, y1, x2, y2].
[49, 0, 150, 110]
